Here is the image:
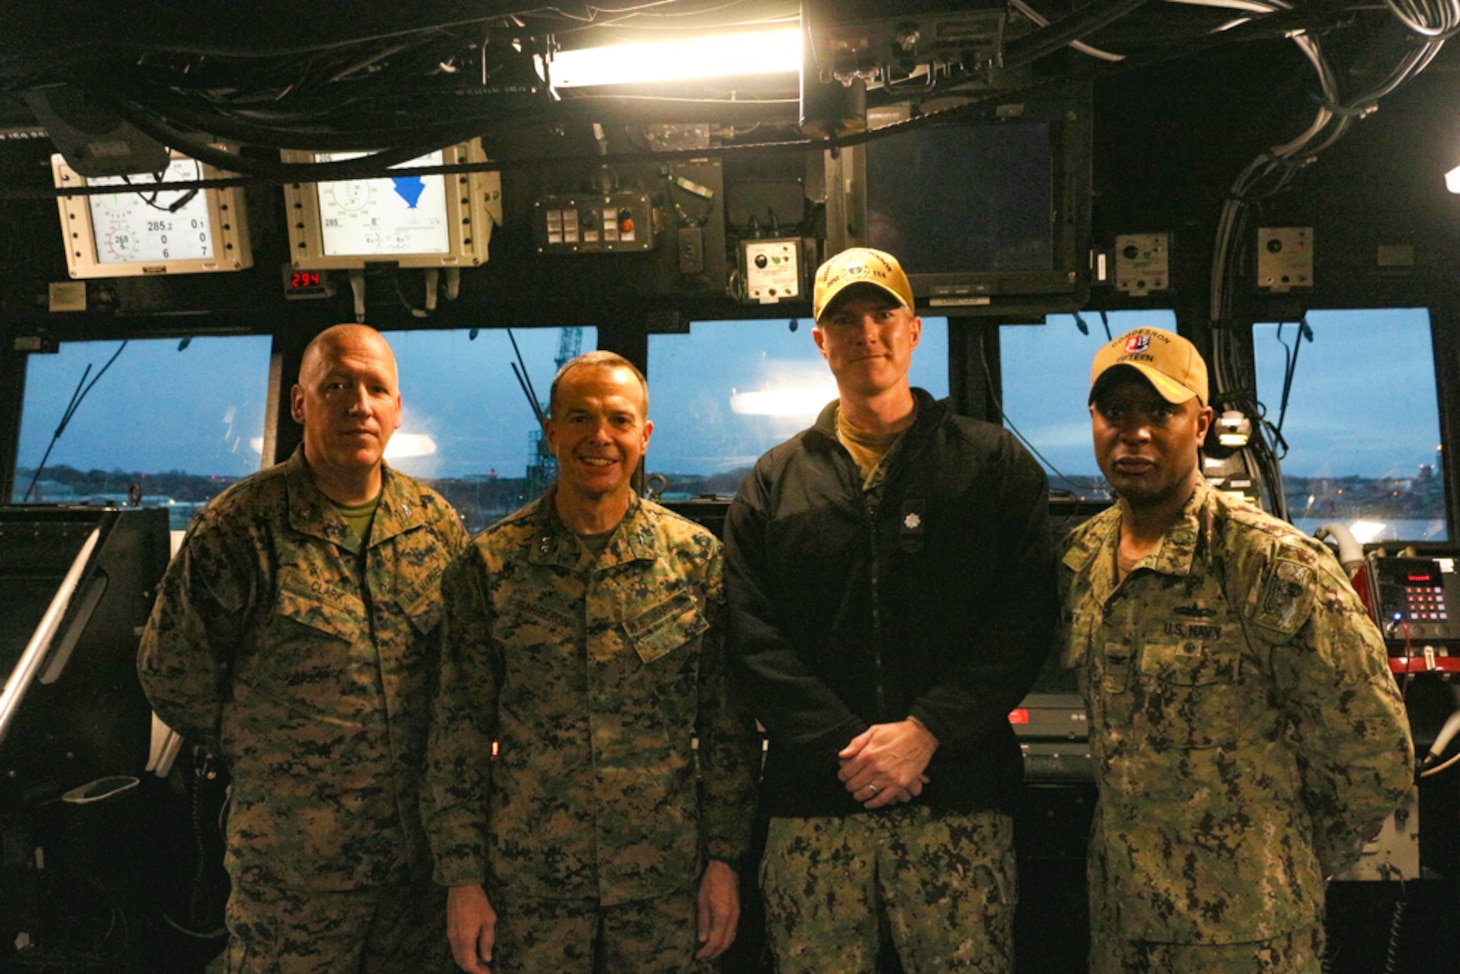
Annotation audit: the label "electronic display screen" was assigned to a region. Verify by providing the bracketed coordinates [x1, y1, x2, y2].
[281, 140, 498, 271]
[862, 121, 1053, 277]
[312, 150, 451, 257]
[1386, 559, 1444, 586]
[84, 158, 216, 264]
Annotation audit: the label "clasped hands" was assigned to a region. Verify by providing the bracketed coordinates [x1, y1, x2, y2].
[837, 717, 939, 810]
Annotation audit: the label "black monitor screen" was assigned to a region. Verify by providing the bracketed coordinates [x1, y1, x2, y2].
[863, 121, 1053, 277]
[838, 92, 1091, 314]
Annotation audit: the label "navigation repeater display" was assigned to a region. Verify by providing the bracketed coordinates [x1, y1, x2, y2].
[312, 150, 451, 257]
[282, 140, 499, 270]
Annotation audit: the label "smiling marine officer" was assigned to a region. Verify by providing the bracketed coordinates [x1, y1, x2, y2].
[424, 350, 758, 974]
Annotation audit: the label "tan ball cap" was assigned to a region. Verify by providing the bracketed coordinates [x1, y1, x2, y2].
[1090, 327, 1208, 405]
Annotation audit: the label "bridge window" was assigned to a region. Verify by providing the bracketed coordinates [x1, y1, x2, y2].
[999, 311, 1177, 499]
[381, 326, 597, 535]
[1254, 308, 1446, 542]
[645, 317, 950, 497]
[12, 335, 272, 527]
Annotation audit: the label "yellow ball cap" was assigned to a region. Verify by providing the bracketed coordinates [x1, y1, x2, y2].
[813, 247, 914, 321]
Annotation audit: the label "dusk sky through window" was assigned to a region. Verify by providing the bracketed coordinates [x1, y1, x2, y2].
[13, 309, 1441, 498]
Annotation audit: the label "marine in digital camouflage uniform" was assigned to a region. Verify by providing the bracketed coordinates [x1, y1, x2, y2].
[424, 352, 758, 974]
[138, 325, 468, 974]
[1062, 327, 1413, 974]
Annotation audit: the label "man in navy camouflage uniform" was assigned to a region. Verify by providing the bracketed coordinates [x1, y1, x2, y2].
[723, 248, 1058, 973]
[1063, 327, 1414, 973]
[139, 324, 468, 973]
[424, 351, 758, 974]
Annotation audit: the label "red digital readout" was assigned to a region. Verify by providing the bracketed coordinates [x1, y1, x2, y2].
[291, 271, 322, 288]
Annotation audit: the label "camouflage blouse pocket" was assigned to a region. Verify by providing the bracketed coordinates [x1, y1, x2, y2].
[274, 570, 364, 645]
[625, 591, 707, 665]
[1139, 636, 1241, 686]
[1138, 637, 1242, 749]
[394, 569, 445, 636]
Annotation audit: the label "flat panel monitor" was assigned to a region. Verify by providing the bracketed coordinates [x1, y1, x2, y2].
[831, 92, 1091, 316]
[281, 140, 500, 270]
[52, 151, 254, 278]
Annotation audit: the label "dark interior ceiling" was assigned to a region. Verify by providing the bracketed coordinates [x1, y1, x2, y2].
[2, 1, 1448, 163]
[0, 1, 1455, 323]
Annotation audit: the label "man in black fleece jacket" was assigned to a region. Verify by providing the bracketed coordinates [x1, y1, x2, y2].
[723, 247, 1058, 974]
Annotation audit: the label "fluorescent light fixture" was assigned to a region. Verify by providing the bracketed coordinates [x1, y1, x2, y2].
[1446, 165, 1460, 194]
[550, 28, 801, 88]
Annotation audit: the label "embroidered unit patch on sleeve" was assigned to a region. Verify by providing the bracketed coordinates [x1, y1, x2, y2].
[1254, 557, 1314, 634]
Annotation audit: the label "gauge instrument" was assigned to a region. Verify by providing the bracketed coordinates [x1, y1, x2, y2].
[52, 151, 253, 278]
